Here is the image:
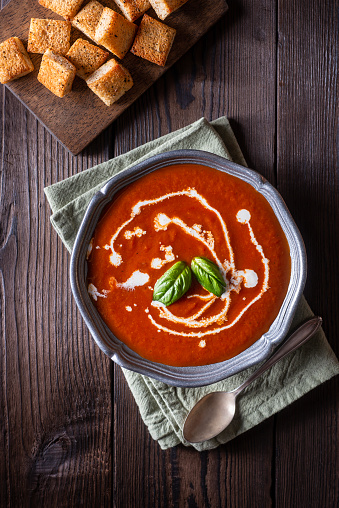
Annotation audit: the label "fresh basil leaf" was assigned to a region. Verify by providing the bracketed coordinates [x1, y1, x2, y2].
[153, 261, 192, 306]
[191, 257, 226, 297]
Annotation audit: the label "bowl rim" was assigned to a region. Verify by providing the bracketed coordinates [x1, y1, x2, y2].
[70, 149, 307, 387]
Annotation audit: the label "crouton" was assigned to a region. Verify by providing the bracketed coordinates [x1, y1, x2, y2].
[149, 0, 189, 20]
[95, 8, 137, 59]
[38, 0, 85, 20]
[72, 1, 105, 42]
[86, 58, 133, 105]
[112, 0, 151, 22]
[66, 38, 109, 79]
[27, 18, 71, 55]
[130, 14, 175, 66]
[38, 48, 76, 97]
[0, 37, 34, 84]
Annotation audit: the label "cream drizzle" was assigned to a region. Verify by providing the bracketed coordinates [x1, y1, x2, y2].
[88, 283, 110, 301]
[234, 269, 258, 288]
[151, 245, 175, 269]
[96, 189, 269, 339]
[117, 270, 150, 290]
[108, 189, 234, 276]
[124, 227, 146, 239]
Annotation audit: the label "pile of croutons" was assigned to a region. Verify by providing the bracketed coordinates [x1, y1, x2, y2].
[0, 0, 189, 106]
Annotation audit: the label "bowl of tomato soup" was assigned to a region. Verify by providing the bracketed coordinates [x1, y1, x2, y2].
[70, 150, 306, 387]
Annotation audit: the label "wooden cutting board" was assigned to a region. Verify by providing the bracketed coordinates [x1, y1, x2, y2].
[0, 0, 228, 154]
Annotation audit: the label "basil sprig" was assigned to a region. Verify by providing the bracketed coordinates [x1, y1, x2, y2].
[191, 257, 226, 297]
[153, 261, 192, 306]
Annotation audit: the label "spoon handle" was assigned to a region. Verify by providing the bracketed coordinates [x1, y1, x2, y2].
[232, 316, 322, 396]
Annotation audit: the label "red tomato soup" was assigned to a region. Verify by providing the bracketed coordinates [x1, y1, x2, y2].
[86, 164, 291, 366]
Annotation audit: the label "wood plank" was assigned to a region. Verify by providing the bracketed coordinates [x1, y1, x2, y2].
[275, 0, 338, 506]
[166, 421, 274, 508]
[0, 90, 113, 506]
[0, 0, 228, 154]
[112, 1, 277, 506]
[0, 4, 9, 504]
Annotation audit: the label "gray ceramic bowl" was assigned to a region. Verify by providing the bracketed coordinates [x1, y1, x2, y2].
[70, 150, 307, 387]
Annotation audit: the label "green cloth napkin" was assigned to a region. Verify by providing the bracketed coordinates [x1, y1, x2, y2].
[44, 117, 339, 451]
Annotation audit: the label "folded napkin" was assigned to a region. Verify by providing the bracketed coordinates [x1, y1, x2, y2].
[45, 117, 339, 451]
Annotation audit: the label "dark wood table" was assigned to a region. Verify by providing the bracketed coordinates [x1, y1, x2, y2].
[1, 0, 338, 506]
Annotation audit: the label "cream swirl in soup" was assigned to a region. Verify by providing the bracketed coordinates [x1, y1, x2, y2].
[87, 164, 291, 366]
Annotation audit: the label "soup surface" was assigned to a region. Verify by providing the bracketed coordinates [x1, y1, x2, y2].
[87, 163, 291, 366]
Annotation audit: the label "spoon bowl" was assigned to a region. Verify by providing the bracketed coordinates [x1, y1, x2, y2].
[183, 316, 322, 443]
[184, 392, 236, 443]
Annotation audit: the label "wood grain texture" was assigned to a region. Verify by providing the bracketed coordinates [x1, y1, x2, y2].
[0, 19, 114, 501]
[275, 0, 338, 506]
[0, 0, 338, 506]
[0, 0, 228, 154]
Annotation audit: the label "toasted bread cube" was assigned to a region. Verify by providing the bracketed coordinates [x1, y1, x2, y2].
[66, 39, 109, 79]
[86, 58, 133, 105]
[72, 1, 105, 42]
[38, 0, 85, 20]
[38, 48, 76, 97]
[0, 37, 34, 84]
[27, 19, 71, 55]
[112, 0, 151, 22]
[95, 8, 137, 59]
[149, 0, 189, 20]
[130, 14, 175, 66]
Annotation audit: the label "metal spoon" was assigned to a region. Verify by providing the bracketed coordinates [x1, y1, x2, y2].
[183, 316, 322, 443]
